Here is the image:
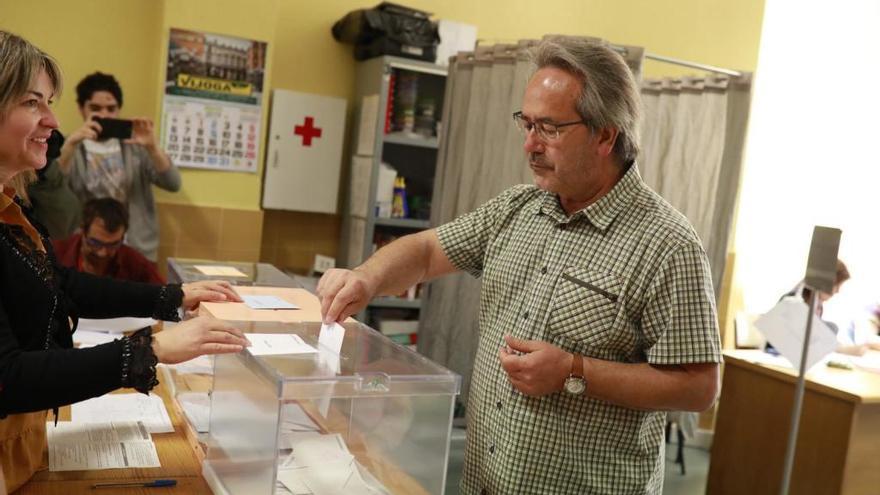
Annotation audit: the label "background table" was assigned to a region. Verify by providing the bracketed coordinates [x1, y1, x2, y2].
[708, 350, 880, 495]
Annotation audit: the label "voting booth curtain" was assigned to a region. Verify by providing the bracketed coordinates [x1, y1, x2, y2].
[418, 36, 751, 405]
[639, 73, 753, 298]
[418, 42, 535, 404]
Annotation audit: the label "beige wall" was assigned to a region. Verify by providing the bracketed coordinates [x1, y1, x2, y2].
[156, 204, 263, 278]
[1, 0, 766, 273]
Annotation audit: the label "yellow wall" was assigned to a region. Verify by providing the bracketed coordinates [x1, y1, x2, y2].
[1, 0, 163, 147]
[272, 0, 765, 99]
[2, 0, 765, 270]
[2, 0, 764, 210]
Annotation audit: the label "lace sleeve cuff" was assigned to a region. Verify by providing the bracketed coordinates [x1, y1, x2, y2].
[120, 328, 159, 394]
[152, 284, 183, 322]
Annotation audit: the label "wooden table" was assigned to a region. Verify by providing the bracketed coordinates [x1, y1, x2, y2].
[707, 350, 880, 495]
[17, 293, 441, 495]
[18, 378, 213, 494]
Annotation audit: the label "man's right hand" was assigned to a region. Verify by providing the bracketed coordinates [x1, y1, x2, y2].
[316, 268, 378, 323]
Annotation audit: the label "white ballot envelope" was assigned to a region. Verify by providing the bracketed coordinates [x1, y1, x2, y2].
[755, 296, 838, 372]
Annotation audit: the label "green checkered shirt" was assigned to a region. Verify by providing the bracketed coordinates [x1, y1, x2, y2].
[436, 165, 722, 495]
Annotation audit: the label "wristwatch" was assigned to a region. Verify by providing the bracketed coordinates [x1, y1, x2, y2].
[563, 353, 587, 395]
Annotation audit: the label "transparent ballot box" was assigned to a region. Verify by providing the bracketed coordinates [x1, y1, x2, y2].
[167, 257, 298, 288]
[203, 321, 461, 495]
[165, 288, 343, 457]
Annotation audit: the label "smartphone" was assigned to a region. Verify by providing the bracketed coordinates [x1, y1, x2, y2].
[93, 117, 133, 140]
[46, 129, 64, 161]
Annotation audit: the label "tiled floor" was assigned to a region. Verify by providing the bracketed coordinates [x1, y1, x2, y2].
[444, 430, 710, 495]
[663, 444, 710, 495]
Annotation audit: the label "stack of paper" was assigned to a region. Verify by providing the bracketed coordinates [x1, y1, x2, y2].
[851, 351, 880, 374]
[47, 421, 160, 471]
[275, 434, 388, 495]
[242, 295, 300, 310]
[77, 317, 158, 333]
[177, 392, 211, 433]
[194, 265, 248, 277]
[281, 403, 321, 432]
[278, 403, 321, 450]
[165, 354, 215, 375]
[73, 330, 118, 349]
[72, 393, 174, 434]
[745, 351, 797, 369]
[199, 287, 329, 323]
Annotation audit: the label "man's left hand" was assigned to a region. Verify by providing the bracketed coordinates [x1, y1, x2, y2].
[127, 117, 158, 149]
[181, 280, 242, 311]
[499, 335, 572, 397]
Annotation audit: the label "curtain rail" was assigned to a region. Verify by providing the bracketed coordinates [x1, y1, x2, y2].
[475, 39, 744, 78]
[644, 53, 743, 78]
[610, 45, 743, 77]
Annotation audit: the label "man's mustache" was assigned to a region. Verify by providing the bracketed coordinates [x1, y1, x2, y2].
[529, 153, 551, 168]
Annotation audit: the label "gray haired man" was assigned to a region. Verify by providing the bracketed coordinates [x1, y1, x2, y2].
[317, 37, 721, 494]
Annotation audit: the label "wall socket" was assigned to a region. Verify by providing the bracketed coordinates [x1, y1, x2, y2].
[312, 254, 336, 274]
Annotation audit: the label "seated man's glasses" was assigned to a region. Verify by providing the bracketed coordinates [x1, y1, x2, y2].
[512, 111, 589, 141]
[84, 236, 124, 250]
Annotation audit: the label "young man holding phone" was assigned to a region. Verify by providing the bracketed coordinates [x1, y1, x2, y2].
[58, 72, 180, 262]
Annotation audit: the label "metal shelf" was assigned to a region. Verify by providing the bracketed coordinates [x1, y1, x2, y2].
[386, 56, 448, 76]
[383, 132, 439, 149]
[374, 217, 430, 229]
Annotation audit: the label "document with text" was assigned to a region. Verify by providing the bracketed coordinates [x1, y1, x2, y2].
[72, 393, 174, 434]
[46, 421, 160, 471]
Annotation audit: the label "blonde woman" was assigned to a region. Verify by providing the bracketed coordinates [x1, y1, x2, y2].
[0, 31, 248, 492]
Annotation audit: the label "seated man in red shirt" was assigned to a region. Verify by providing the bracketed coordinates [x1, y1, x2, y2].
[53, 197, 164, 284]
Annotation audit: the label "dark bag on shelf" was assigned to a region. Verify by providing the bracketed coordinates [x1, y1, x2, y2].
[332, 2, 439, 62]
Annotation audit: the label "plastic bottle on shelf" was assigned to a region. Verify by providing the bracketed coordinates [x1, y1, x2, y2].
[391, 176, 409, 218]
[415, 98, 436, 138]
[376, 162, 397, 218]
[394, 72, 418, 135]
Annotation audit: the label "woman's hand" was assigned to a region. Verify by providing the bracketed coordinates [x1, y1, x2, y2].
[151, 315, 249, 364]
[181, 280, 242, 311]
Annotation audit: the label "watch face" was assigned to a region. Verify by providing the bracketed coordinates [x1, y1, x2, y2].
[564, 377, 586, 395]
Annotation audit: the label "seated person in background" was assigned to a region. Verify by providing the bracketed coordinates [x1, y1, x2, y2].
[57, 71, 180, 262]
[789, 259, 849, 322]
[26, 129, 81, 239]
[769, 259, 868, 356]
[835, 300, 880, 353]
[53, 198, 164, 284]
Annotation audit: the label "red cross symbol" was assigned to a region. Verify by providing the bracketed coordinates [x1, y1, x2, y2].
[294, 117, 322, 146]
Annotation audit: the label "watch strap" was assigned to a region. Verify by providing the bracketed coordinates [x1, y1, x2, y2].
[571, 353, 584, 378]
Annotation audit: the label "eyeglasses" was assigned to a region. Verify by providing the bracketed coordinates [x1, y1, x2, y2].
[84, 236, 124, 250]
[512, 111, 589, 141]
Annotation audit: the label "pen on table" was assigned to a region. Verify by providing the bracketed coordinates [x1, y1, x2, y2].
[92, 479, 177, 489]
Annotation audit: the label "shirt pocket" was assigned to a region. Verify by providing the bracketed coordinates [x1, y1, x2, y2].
[547, 266, 623, 350]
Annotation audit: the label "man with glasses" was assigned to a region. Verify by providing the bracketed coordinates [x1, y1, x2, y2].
[53, 198, 164, 284]
[318, 37, 720, 494]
